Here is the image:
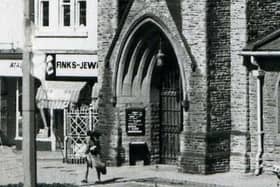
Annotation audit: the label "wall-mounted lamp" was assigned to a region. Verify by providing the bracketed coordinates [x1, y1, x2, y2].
[156, 37, 165, 68]
[110, 96, 117, 107]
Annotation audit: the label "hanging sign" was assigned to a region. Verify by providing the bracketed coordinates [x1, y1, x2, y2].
[0, 60, 22, 77]
[126, 108, 145, 136]
[46, 54, 98, 81]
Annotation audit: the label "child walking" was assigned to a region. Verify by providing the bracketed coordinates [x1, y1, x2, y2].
[82, 130, 106, 183]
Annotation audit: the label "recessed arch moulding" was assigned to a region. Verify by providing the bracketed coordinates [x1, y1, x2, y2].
[111, 16, 193, 105]
[103, 13, 194, 166]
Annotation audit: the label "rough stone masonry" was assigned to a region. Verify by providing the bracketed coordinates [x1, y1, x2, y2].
[97, 0, 280, 174]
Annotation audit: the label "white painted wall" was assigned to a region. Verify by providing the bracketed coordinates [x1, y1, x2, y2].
[0, 0, 24, 49]
[32, 0, 98, 51]
[0, 0, 97, 51]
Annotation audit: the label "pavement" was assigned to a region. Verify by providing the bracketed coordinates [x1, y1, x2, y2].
[0, 145, 278, 187]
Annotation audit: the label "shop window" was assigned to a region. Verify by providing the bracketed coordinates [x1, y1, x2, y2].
[16, 79, 49, 139]
[41, 0, 49, 26]
[16, 79, 22, 138]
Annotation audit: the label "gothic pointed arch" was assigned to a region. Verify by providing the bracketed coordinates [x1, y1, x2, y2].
[109, 14, 194, 103]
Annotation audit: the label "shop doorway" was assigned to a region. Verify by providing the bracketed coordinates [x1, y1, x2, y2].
[54, 109, 64, 149]
[159, 54, 182, 164]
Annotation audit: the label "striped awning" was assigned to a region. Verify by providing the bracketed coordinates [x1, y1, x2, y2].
[36, 81, 87, 109]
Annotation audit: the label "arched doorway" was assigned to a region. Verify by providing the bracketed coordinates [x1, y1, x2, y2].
[149, 33, 183, 164]
[115, 21, 183, 164]
[158, 55, 182, 164]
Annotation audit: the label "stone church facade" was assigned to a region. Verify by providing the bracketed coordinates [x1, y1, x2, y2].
[97, 0, 280, 174]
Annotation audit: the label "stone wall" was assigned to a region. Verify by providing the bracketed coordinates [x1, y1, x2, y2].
[248, 71, 279, 173]
[98, 0, 233, 174]
[246, 0, 280, 173]
[247, 0, 280, 42]
[97, 0, 118, 165]
[98, 0, 280, 174]
[230, 0, 250, 172]
[110, 0, 196, 168]
[262, 72, 278, 171]
[180, 0, 208, 174]
[206, 0, 231, 173]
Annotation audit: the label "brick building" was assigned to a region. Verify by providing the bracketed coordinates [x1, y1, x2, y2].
[97, 0, 280, 175]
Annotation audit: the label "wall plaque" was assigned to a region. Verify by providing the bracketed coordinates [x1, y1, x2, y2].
[126, 108, 145, 136]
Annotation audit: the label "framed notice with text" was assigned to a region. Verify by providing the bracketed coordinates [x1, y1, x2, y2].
[126, 108, 145, 136]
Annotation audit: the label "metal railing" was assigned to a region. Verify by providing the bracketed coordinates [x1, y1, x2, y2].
[63, 103, 98, 164]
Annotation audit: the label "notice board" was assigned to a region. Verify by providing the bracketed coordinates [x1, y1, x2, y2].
[126, 108, 145, 136]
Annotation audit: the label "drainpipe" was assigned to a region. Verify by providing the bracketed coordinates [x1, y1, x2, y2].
[252, 66, 265, 176]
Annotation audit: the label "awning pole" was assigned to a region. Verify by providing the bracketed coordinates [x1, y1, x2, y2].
[39, 108, 48, 130]
[15, 79, 19, 139]
[63, 107, 67, 162]
[50, 109, 56, 151]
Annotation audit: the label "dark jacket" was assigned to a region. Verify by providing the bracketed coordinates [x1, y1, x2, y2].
[85, 134, 101, 156]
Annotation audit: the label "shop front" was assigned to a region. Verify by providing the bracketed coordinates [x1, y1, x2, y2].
[0, 50, 22, 145]
[15, 52, 99, 152]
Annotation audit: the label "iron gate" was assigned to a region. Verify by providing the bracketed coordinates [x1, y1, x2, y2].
[160, 64, 182, 164]
[63, 104, 98, 163]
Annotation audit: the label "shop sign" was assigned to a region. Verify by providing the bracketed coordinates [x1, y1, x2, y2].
[0, 60, 22, 77]
[126, 108, 145, 136]
[46, 54, 98, 81]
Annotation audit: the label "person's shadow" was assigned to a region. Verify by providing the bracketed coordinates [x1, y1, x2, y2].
[80, 177, 124, 186]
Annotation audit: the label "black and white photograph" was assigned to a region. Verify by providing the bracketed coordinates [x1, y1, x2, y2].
[0, 0, 280, 186]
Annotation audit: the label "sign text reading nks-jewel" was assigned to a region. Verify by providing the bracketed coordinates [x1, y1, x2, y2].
[55, 54, 98, 78]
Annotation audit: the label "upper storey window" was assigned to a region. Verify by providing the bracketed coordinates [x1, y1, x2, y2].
[77, 0, 87, 26]
[61, 0, 71, 27]
[36, 0, 89, 34]
[40, 0, 49, 27]
[59, 0, 87, 27]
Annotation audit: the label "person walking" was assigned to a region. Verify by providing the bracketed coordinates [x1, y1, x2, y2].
[82, 130, 106, 183]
